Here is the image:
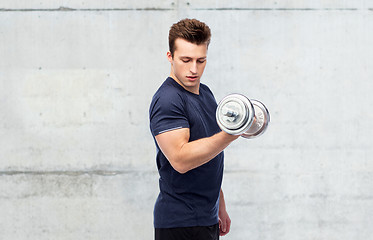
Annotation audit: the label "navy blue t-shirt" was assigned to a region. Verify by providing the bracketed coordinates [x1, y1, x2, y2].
[149, 77, 224, 228]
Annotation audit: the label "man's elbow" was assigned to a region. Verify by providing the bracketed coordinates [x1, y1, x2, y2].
[169, 158, 189, 174]
[175, 167, 188, 174]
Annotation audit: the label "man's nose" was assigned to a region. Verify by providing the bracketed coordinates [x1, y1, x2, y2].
[190, 62, 197, 74]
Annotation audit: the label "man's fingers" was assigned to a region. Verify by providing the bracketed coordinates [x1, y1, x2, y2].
[222, 221, 226, 232]
[219, 219, 227, 236]
[226, 219, 231, 233]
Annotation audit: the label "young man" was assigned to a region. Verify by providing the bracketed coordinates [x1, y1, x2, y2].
[149, 18, 239, 240]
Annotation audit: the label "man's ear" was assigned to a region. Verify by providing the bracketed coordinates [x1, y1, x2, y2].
[167, 51, 173, 63]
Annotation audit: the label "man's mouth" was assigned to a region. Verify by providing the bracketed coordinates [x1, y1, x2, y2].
[186, 76, 198, 81]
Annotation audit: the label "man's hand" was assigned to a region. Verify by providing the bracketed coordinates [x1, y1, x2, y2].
[218, 207, 231, 236]
[219, 189, 231, 236]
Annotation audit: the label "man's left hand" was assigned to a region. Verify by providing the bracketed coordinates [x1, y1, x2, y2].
[218, 208, 231, 236]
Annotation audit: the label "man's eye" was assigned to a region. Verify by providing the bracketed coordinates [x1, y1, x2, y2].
[182, 59, 190, 63]
[198, 60, 206, 63]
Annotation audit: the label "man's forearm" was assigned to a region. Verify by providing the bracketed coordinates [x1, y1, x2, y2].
[173, 131, 239, 173]
[219, 189, 226, 211]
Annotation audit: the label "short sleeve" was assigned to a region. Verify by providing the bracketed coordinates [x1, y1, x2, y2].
[149, 91, 190, 136]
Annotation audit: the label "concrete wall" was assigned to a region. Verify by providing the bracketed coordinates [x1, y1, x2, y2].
[1, 1, 372, 239]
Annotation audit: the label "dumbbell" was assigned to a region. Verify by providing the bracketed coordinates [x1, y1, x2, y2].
[216, 94, 270, 139]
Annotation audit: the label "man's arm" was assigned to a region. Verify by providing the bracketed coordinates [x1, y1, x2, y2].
[155, 128, 239, 174]
[219, 188, 231, 236]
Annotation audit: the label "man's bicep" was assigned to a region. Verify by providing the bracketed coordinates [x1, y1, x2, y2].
[155, 128, 190, 163]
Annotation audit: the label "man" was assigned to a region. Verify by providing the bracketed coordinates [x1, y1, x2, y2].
[149, 18, 240, 240]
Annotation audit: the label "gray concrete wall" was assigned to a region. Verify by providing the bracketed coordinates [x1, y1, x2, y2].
[1, 1, 372, 239]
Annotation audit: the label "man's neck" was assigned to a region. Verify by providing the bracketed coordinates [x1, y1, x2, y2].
[169, 74, 200, 95]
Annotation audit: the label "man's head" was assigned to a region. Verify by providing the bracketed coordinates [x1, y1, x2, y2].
[168, 18, 211, 58]
[167, 19, 211, 94]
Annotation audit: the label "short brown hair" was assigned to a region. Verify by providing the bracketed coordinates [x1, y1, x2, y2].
[168, 18, 211, 57]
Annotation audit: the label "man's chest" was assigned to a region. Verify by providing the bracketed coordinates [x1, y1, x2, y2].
[185, 96, 220, 140]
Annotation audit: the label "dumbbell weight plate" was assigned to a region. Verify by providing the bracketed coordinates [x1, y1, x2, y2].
[216, 94, 255, 135]
[241, 99, 270, 139]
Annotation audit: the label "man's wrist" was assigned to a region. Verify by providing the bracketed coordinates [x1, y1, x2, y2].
[220, 130, 240, 140]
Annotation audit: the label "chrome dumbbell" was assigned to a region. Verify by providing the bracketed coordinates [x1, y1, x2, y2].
[216, 94, 270, 139]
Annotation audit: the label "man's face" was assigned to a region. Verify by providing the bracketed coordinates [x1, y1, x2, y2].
[167, 38, 208, 94]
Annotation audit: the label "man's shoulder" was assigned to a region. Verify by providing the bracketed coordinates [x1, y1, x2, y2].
[151, 78, 186, 108]
[155, 77, 180, 93]
[200, 82, 214, 95]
